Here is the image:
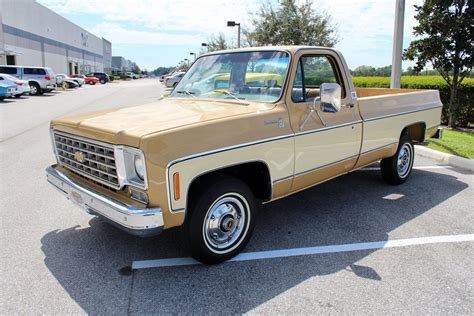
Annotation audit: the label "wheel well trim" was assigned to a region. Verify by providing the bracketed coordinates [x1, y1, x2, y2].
[28, 80, 40, 86]
[166, 159, 273, 215]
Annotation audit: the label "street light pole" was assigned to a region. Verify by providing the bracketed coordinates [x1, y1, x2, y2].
[237, 24, 240, 48]
[390, 0, 405, 89]
[227, 21, 241, 48]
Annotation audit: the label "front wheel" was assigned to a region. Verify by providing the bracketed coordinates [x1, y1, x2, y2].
[381, 134, 414, 185]
[186, 177, 257, 264]
[100, 79, 106, 84]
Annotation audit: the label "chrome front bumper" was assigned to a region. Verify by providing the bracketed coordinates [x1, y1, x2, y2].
[46, 165, 164, 237]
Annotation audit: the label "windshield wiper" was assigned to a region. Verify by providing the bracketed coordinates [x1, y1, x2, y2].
[175, 90, 197, 98]
[221, 90, 246, 102]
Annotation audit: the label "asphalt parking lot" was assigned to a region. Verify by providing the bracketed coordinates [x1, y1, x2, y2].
[1, 79, 473, 314]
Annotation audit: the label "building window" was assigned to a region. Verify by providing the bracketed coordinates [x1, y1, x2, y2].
[6, 55, 16, 65]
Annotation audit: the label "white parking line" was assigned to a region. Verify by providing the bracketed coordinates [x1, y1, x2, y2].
[132, 234, 474, 270]
[359, 165, 451, 171]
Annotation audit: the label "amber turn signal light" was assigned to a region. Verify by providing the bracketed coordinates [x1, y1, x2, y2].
[173, 172, 180, 200]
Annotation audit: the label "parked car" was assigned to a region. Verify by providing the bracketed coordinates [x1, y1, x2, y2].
[164, 72, 185, 88]
[57, 74, 84, 87]
[46, 46, 443, 264]
[0, 65, 56, 95]
[70, 74, 99, 85]
[0, 73, 32, 97]
[159, 73, 172, 82]
[56, 74, 79, 89]
[85, 72, 109, 84]
[0, 83, 17, 100]
[126, 72, 139, 79]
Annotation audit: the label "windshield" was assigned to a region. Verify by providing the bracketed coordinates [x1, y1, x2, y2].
[170, 50, 290, 102]
[2, 74, 18, 81]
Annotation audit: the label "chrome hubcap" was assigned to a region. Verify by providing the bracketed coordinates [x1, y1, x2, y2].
[203, 193, 249, 253]
[397, 143, 412, 178]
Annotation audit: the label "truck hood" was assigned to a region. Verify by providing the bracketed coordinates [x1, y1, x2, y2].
[51, 97, 273, 147]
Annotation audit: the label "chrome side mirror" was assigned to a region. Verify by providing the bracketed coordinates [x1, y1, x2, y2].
[320, 83, 341, 113]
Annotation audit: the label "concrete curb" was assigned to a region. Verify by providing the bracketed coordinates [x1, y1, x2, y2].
[415, 145, 474, 172]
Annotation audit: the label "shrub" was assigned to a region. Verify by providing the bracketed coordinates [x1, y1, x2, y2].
[352, 76, 474, 127]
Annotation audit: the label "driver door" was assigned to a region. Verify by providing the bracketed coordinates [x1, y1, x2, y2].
[286, 49, 362, 192]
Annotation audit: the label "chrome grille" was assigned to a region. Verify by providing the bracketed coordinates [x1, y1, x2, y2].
[53, 132, 120, 189]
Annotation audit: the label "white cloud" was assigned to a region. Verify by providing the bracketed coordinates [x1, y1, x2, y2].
[321, 0, 423, 67]
[38, 0, 258, 42]
[38, 0, 424, 68]
[94, 22, 200, 45]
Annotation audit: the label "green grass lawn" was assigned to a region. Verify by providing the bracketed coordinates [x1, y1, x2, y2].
[427, 129, 474, 159]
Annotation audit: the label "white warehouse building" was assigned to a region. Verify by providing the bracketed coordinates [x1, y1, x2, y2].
[0, 0, 112, 75]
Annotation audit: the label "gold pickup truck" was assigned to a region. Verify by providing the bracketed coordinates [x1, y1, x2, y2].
[46, 46, 442, 263]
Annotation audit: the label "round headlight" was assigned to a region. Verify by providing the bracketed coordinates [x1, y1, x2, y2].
[134, 155, 145, 180]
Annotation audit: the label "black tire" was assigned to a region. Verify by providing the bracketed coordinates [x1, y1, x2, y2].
[89, 81, 95, 85]
[100, 79, 106, 84]
[30, 82, 41, 96]
[381, 134, 415, 185]
[186, 176, 258, 264]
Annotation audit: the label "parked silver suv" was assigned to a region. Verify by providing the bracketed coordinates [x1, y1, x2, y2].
[0, 66, 56, 95]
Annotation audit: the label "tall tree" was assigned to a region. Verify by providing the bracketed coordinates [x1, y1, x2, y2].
[246, 0, 338, 47]
[404, 0, 473, 128]
[206, 33, 230, 52]
[131, 63, 141, 74]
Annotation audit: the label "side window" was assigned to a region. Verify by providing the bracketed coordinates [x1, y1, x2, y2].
[0, 67, 17, 75]
[24, 68, 46, 75]
[291, 55, 344, 103]
[291, 61, 304, 102]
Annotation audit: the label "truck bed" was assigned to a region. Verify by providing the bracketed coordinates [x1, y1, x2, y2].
[356, 88, 443, 156]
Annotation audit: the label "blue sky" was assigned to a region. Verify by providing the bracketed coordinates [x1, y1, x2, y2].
[38, 0, 423, 71]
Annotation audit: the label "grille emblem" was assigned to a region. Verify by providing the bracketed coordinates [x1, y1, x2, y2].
[73, 151, 86, 163]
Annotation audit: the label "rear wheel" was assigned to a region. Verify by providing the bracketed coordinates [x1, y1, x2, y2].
[89, 81, 95, 85]
[381, 134, 414, 185]
[186, 177, 257, 264]
[100, 79, 106, 84]
[30, 82, 41, 96]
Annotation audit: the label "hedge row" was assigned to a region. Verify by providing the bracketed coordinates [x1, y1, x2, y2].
[352, 76, 474, 127]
